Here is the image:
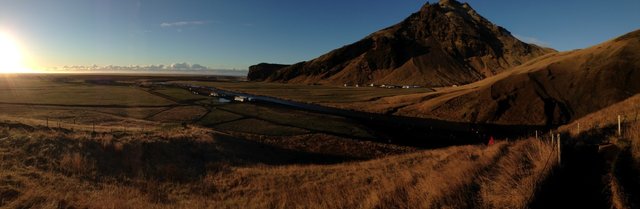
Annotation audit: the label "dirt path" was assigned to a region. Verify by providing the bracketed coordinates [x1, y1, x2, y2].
[432, 143, 512, 208]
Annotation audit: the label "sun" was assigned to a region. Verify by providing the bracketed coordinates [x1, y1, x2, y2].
[0, 32, 32, 73]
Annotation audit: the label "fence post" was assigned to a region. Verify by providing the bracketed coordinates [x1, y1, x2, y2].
[535, 130, 538, 140]
[577, 123, 580, 135]
[618, 115, 622, 136]
[557, 133, 561, 166]
[551, 131, 555, 145]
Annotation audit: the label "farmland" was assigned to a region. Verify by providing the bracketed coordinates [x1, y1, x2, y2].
[0, 73, 560, 208]
[173, 80, 435, 105]
[0, 74, 373, 138]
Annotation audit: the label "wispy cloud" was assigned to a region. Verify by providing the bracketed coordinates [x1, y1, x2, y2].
[160, 20, 206, 28]
[514, 34, 551, 47]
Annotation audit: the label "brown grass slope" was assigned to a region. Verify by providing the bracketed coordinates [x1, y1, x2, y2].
[557, 92, 640, 209]
[0, 124, 556, 208]
[350, 29, 640, 126]
[249, 0, 553, 87]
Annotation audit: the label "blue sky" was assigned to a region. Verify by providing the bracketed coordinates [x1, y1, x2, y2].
[0, 0, 638, 70]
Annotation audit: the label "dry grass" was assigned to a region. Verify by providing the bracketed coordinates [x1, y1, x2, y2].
[0, 123, 556, 209]
[147, 106, 208, 122]
[558, 93, 640, 209]
[60, 152, 96, 176]
[559, 94, 640, 136]
[611, 122, 640, 209]
[476, 139, 557, 209]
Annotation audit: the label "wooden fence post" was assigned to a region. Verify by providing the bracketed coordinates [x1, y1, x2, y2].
[557, 133, 561, 165]
[535, 130, 538, 140]
[618, 115, 622, 136]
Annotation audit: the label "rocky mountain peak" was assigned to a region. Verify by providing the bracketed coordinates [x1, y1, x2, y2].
[249, 1, 555, 86]
[438, 0, 462, 7]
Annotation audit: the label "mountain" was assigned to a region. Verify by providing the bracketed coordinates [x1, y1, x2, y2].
[343, 29, 640, 126]
[248, 0, 555, 86]
[247, 63, 290, 81]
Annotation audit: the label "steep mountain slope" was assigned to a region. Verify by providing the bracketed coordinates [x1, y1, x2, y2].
[344, 29, 640, 126]
[248, 0, 554, 86]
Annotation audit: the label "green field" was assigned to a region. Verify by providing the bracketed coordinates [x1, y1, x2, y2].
[197, 108, 245, 126]
[216, 103, 373, 138]
[152, 87, 208, 102]
[0, 76, 174, 106]
[0, 74, 374, 138]
[214, 118, 311, 136]
[173, 81, 434, 104]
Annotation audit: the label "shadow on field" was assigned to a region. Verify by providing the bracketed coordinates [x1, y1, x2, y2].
[0, 124, 358, 182]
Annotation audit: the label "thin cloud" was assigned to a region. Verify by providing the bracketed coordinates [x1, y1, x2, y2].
[160, 20, 206, 28]
[514, 34, 551, 47]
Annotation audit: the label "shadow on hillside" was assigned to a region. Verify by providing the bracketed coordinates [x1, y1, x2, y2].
[530, 125, 618, 209]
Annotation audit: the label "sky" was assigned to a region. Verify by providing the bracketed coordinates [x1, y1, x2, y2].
[0, 0, 639, 70]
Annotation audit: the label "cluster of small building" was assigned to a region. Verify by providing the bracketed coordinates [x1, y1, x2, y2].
[186, 86, 252, 103]
[233, 96, 252, 102]
[343, 83, 423, 89]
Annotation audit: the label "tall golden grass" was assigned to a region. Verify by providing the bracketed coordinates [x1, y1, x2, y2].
[558, 94, 640, 209]
[477, 139, 556, 209]
[0, 125, 556, 209]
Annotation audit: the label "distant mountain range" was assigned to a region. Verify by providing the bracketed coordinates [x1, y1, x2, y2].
[248, 0, 554, 87]
[48, 63, 247, 76]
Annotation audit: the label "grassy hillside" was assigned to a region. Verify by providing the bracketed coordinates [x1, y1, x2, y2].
[556, 93, 640, 208]
[0, 123, 556, 209]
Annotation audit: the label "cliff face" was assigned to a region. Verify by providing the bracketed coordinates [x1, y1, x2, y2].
[249, 0, 555, 86]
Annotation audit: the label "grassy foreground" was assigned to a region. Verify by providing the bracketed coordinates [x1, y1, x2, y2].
[557, 94, 640, 208]
[0, 123, 556, 209]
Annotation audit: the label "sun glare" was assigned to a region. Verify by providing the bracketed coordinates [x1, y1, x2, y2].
[0, 32, 32, 73]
